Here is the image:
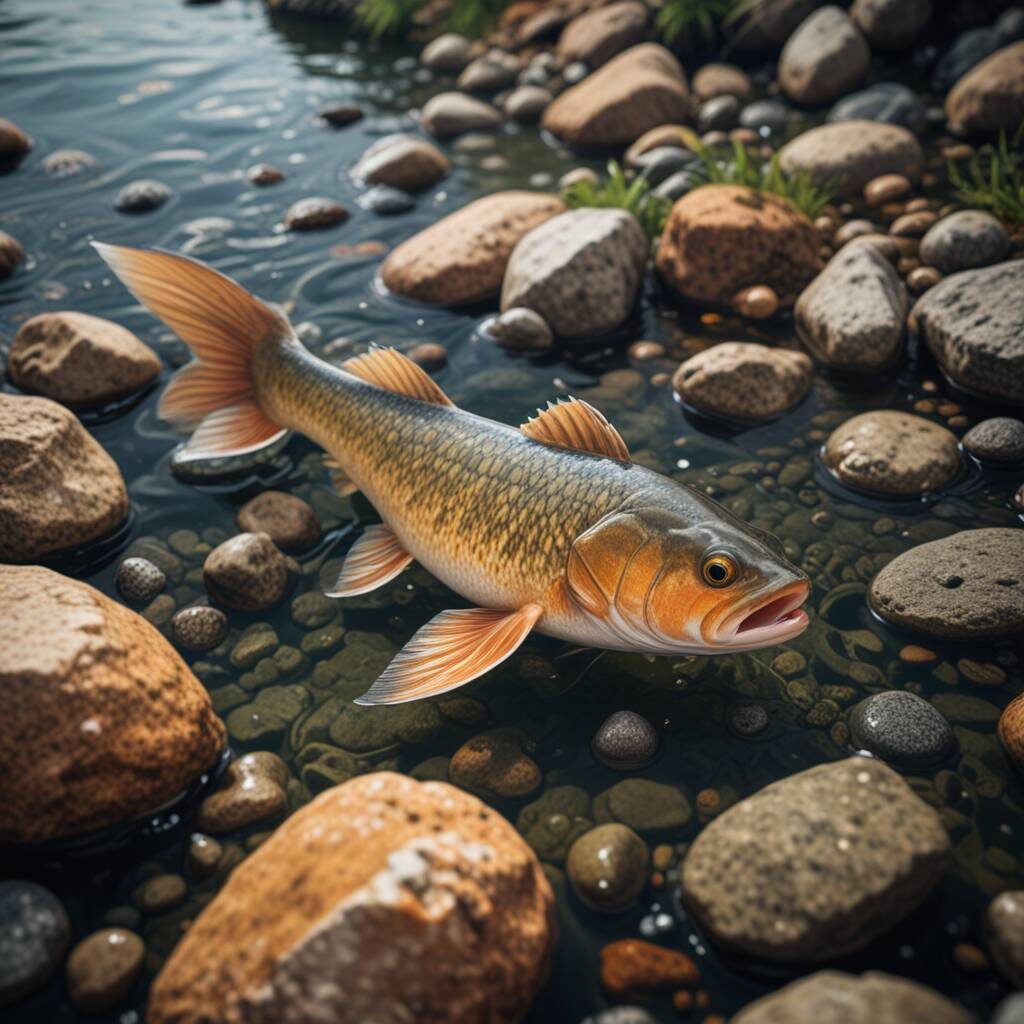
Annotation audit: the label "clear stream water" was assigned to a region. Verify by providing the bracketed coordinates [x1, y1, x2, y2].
[1, 0, 1022, 1021]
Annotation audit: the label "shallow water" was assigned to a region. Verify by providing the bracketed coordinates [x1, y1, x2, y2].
[2, 0, 1023, 1020]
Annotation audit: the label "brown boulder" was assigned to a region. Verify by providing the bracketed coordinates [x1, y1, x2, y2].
[655, 184, 823, 306]
[148, 772, 555, 1024]
[778, 6, 869, 106]
[946, 41, 1024, 134]
[0, 566, 226, 845]
[7, 312, 161, 409]
[556, 0, 649, 69]
[542, 43, 691, 147]
[381, 190, 565, 305]
[0, 393, 129, 562]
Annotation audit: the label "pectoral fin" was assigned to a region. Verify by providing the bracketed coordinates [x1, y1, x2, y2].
[325, 524, 413, 598]
[354, 604, 543, 705]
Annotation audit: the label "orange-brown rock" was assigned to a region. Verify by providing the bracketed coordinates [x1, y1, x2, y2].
[655, 184, 823, 307]
[7, 312, 161, 409]
[0, 565, 226, 845]
[381, 191, 565, 305]
[449, 728, 542, 798]
[542, 43, 691, 147]
[556, 0, 649, 69]
[600, 938, 699, 997]
[1000, 691, 1024, 769]
[0, 393, 130, 562]
[946, 41, 1024, 134]
[148, 772, 556, 1024]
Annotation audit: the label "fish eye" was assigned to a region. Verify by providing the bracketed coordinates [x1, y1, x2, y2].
[702, 554, 736, 588]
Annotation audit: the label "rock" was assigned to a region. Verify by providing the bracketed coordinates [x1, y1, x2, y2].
[778, 6, 870, 106]
[730, 0, 821, 52]
[186, 833, 223, 878]
[849, 691, 957, 768]
[731, 970, 972, 1024]
[567, 823, 648, 912]
[500, 208, 648, 338]
[869, 528, 1024, 640]
[171, 606, 229, 653]
[7, 311, 161, 409]
[42, 148, 97, 178]
[993, 994, 1024, 1024]
[557, 0, 648, 69]
[284, 197, 348, 230]
[319, 102, 362, 127]
[632, 145, 692, 185]
[0, 566, 226, 844]
[351, 134, 449, 193]
[131, 874, 188, 914]
[0, 394, 130, 561]
[203, 532, 288, 612]
[823, 411, 960, 496]
[918, 210, 1010, 275]
[381, 190, 564, 305]
[148, 773, 555, 1024]
[963, 418, 1024, 462]
[692, 62, 751, 101]
[656, 185, 822, 306]
[739, 98, 791, 135]
[851, 0, 932, 49]
[247, 163, 284, 186]
[946, 41, 1024, 134]
[580, 1009, 662, 1024]
[864, 173, 912, 206]
[681, 756, 949, 961]
[795, 239, 908, 372]
[458, 50, 520, 93]
[0, 882, 69, 1006]
[486, 307, 554, 352]
[829, 82, 928, 135]
[1002, 694, 1024, 766]
[409, 342, 447, 370]
[734, 284, 779, 319]
[779, 121, 923, 196]
[0, 229, 25, 280]
[66, 928, 145, 1014]
[197, 752, 288, 834]
[421, 92, 501, 138]
[699, 94, 740, 131]
[504, 85, 552, 122]
[730, 703, 770, 736]
[599, 938, 699, 997]
[358, 184, 416, 215]
[0, 116, 31, 170]
[114, 178, 172, 213]
[115, 557, 166, 603]
[227, 685, 312, 745]
[237, 491, 321, 553]
[909, 260, 1024, 403]
[542, 44, 691, 148]
[624, 123, 697, 165]
[987, 891, 1024, 986]
[421, 33, 472, 74]
[592, 711, 659, 770]
[449, 728, 541, 799]
[598, 778, 691, 833]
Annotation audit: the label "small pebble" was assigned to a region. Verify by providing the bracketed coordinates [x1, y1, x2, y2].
[907, 266, 942, 292]
[131, 874, 187, 914]
[358, 184, 416, 215]
[197, 751, 289, 834]
[115, 557, 166, 603]
[849, 690, 956, 769]
[899, 644, 937, 664]
[629, 340, 665, 362]
[114, 178, 171, 213]
[732, 284, 777, 319]
[952, 941, 989, 973]
[246, 163, 284, 186]
[65, 928, 145, 1014]
[449, 729, 540, 798]
[486, 308, 554, 353]
[729, 702, 769, 736]
[185, 832, 223, 879]
[592, 711, 659, 770]
[0, 881, 70, 1006]
[863, 173, 911, 206]
[0, 229, 25, 280]
[957, 658, 1007, 686]
[171, 606, 228, 652]
[600, 938, 699, 997]
[963, 418, 1024, 463]
[237, 491, 321, 553]
[319, 102, 363, 126]
[567, 823, 649, 912]
[408, 342, 447, 371]
[284, 197, 349, 231]
[42, 148, 97, 178]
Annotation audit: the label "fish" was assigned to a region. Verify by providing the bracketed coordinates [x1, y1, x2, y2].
[93, 243, 810, 706]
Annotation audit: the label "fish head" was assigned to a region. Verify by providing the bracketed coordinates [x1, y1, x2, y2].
[565, 505, 809, 654]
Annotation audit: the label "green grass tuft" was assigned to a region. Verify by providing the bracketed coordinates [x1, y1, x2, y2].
[354, 0, 504, 40]
[561, 160, 673, 242]
[947, 124, 1024, 227]
[653, 0, 745, 47]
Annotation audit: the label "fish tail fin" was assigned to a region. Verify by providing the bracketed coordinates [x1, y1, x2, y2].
[92, 242, 290, 462]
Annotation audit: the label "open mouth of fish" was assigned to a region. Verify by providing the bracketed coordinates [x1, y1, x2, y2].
[718, 581, 810, 646]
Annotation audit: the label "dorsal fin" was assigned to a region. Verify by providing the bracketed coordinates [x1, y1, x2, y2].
[343, 346, 453, 407]
[521, 397, 631, 462]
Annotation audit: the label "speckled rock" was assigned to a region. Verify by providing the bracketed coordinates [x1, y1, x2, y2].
[0, 393, 130, 561]
[909, 260, 1024, 403]
[381, 191, 565, 305]
[987, 891, 1024, 987]
[203, 532, 288, 612]
[918, 210, 1010, 275]
[849, 691, 956, 768]
[870, 528, 1024, 640]
[656, 185, 823, 306]
[823, 411, 960, 496]
[421, 92, 502, 138]
[149, 773, 555, 1024]
[0, 116, 32, 170]
[946, 41, 1024, 133]
[486, 307, 554, 352]
[171, 606, 229, 652]
[795, 239, 908, 372]
[197, 752, 289, 834]
[599, 938, 699, 997]
[779, 121, 923, 196]
[556, 0, 648, 69]
[284, 196, 348, 230]
[7, 311, 161, 409]
[592, 711, 659, 770]
[999, 692, 1024, 767]
[115, 557, 166, 603]
[851, 0, 932, 48]
[0, 882, 70, 1006]
[778, 6, 870, 106]
[114, 178, 171, 213]
[0, 229, 25, 279]
[449, 728, 541, 799]
[567, 823, 648, 912]
[421, 33, 472, 73]
[42, 148, 97, 178]
[500, 208, 648, 338]
[597, 778, 691, 834]
[681, 757, 949, 961]
[963, 418, 1024, 462]
[732, 970, 971, 1024]
[0, 566, 226, 844]
[542, 44, 691, 147]
[673, 342, 812, 421]
[351, 134, 449, 193]
[237, 491, 321, 553]
[66, 927, 145, 1014]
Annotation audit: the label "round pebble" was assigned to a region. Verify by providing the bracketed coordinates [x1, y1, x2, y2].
[42, 148, 97, 179]
[486, 307, 554, 353]
[963, 418, 1024, 464]
[448, 729, 541, 798]
[907, 265, 942, 292]
[592, 711, 659, 770]
[114, 556, 166, 603]
[408, 342, 447, 371]
[0, 881, 70, 1006]
[732, 284, 778, 319]
[203, 532, 288, 612]
[247, 163, 284, 186]
[0, 229, 25, 280]
[863, 173, 911, 206]
[729, 703, 769, 736]
[185, 832, 223, 879]
[849, 691, 957, 769]
[65, 928, 145, 1013]
[197, 751, 289, 834]
[320, 102, 363, 126]
[171, 606, 228, 652]
[284, 197, 348, 231]
[114, 178, 171, 213]
[131, 873, 187, 914]
[567, 823, 649, 913]
[237, 491, 321, 553]
[357, 184, 416, 215]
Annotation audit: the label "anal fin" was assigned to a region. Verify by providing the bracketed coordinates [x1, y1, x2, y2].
[325, 524, 413, 598]
[354, 604, 543, 705]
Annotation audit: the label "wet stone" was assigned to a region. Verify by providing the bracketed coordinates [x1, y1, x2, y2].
[0, 881, 70, 1007]
[963, 418, 1024, 463]
[919, 210, 1010, 275]
[247, 163, 284, 186]
[66, 928, 145, 1014]
[131, 874, 187, 914]
[204, 533, 288, 612]
[237, 491, 321, 553]
[227, 684, 312, 745]
[230, 625, 279, 669]
[290, 591, 337, 629]
[449, 728, 541, 799]
[0, 229, 25, 280]
[43, 148, 97, 178]
[987, 890, 1024, 987]
[284, 197, 349, 231]
[592, 711, 659, 770]
[849, 691, 957, 768]
[114, 556, 166, 603]
[358, 184, 416, 215]
[567, 824, 649, 912]
[114, 178, 171, 213]
[171, 606, 228, 652]
[319, 101, 362, 126]
[196, 751, 289, 834]
[486, 307, 554, 352]
[185, 833, 223, 879]
[729, 703, 770, 736]
[599, 778, 691, 834]
[599, 938, 699, 997]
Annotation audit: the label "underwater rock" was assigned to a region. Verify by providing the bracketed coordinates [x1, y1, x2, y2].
[504, 85, 552, 122]
[692, 62, 751, 101]
[171, 606, 229, 653]
[556, 0, 649, 69]
[592, 710, 659, 770]
[828, 82, 927, 135]
[850, 0, 932, 49]
[421, 91, 501, 138]
[66, 927, 146, 1014]
[596, 778, 691, 834]
[0, 116, 31, 170]
[822, 411, 960, 496]
[542, 44, 691, 148]
[500, 208, 648, 338]
[420, 33, 473, 74]
[227, 685, 312, 745]
[352, 134, 449, 192]
[0, 393, 129, 561]
[778, 6, 869, 106]
[0, 565, 226, 844]
[987, 890, 1024, 987]
[114, 178, 171, 213]
[0, 881, 70, 1006]
[870, 528, 1024, 640]
[918, 210, 1010, 275]
[567, 823, 649, 912]
[0, 229, 25, 279]
[358, 184, 416, 215]
[283, 196, 348, 231]
[449, 728, 541, 799]
[196, 752, 288, 834]
[731, 970, 971, 1024]
[486, 306, 554, 351]
[237, 491, 321, 553]
[656, 184, 822, 306]
[849, 691, 957, 769]
[185, 833, 224, 878]
[1000, 692, 1024, 768]
[599, 938, 699, 997]
[247, 163, 284, 186]
[319, 101, 362, 127]
[516, 785, 592, 863]
[131, 874, 187, 914]
[963, 418, 1024, 463]
[7, 311, 161, 409]
[458, 49, 519, 92]
[381, 190, 564, 305]
[148, 773, 556, 1024]
[42, 148, 97, 178]
[115, 557, 166, 604]
[909, 260, 1024, 403]
[946, 41, 1024, 134]
[203, 532, 288, 612]
[680, 756, 950, 961]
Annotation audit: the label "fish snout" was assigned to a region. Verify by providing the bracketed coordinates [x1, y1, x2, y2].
[714, 578, 810, 648]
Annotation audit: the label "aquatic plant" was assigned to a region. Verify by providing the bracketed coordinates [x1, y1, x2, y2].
[561, 160, 673, 242]
[354, 0, 504, 39]
[653, 0, 746, 47]
[947, 124, 1024, 226]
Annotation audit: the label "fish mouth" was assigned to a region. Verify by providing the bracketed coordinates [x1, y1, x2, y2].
[715, 580, 810, 648]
